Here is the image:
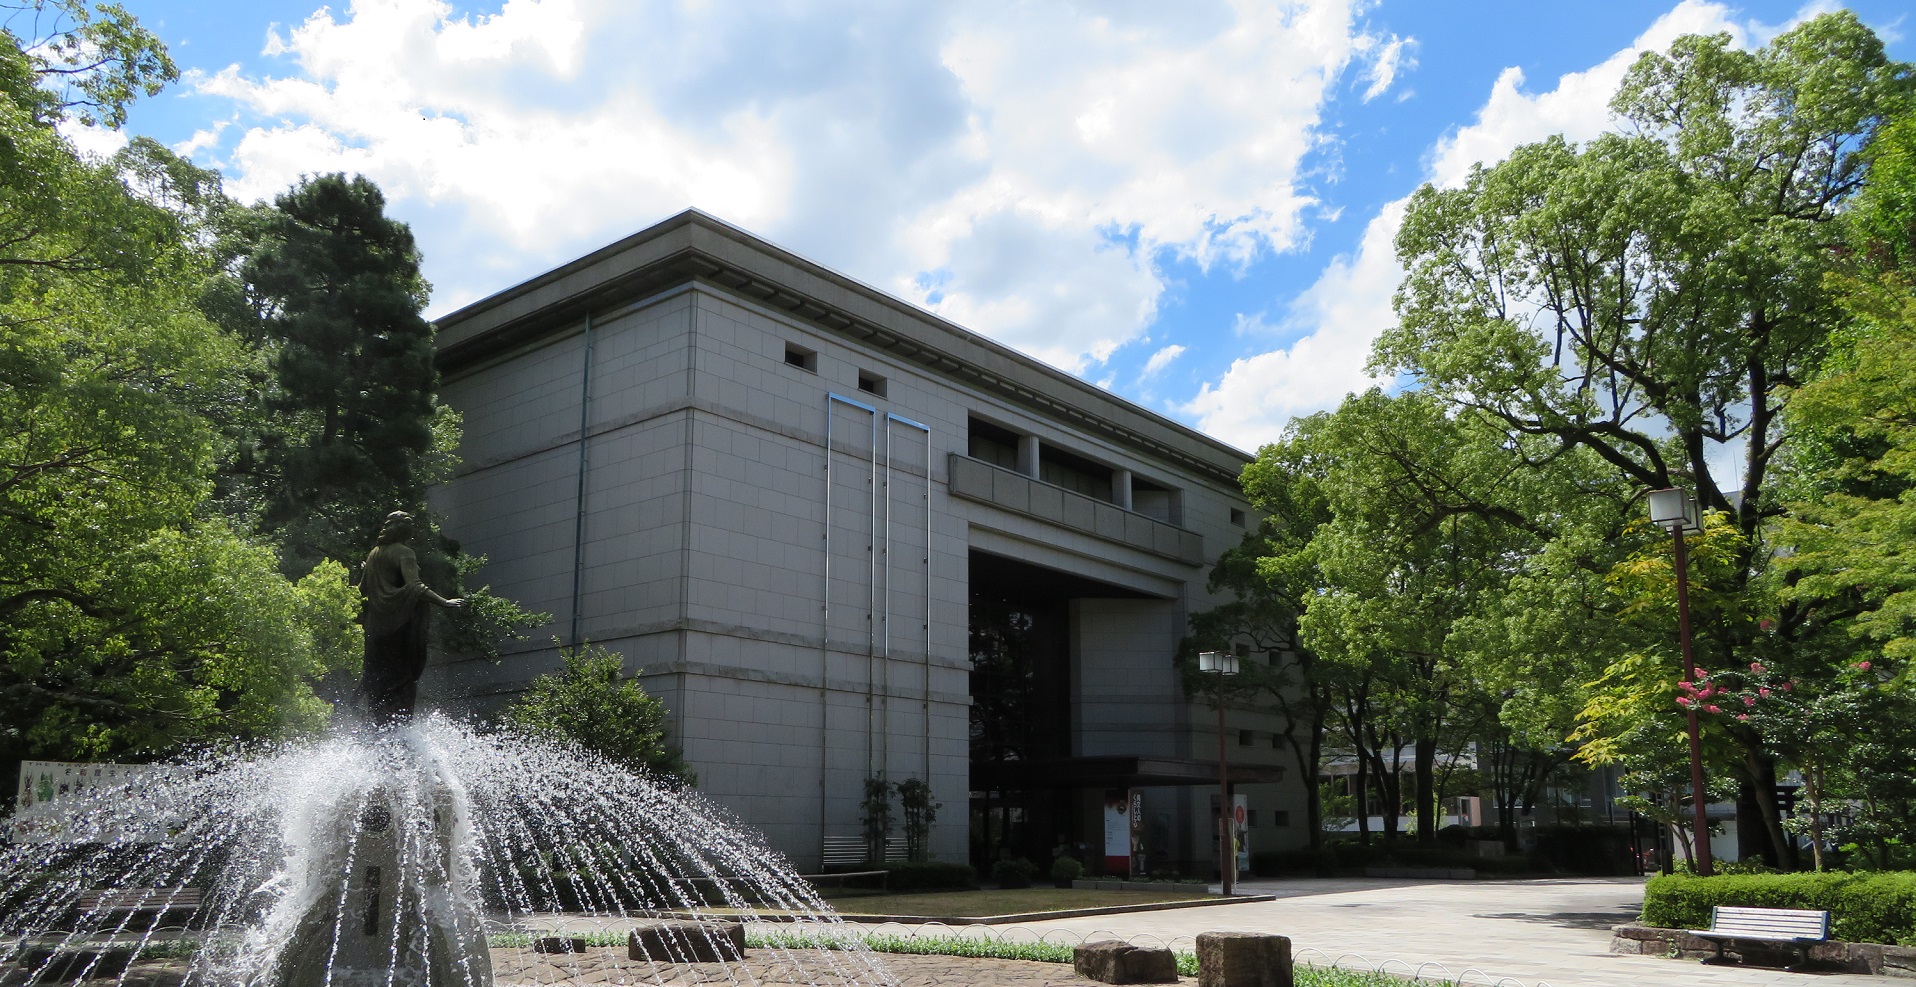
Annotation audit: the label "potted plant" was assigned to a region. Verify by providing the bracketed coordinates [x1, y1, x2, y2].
[1050, 856, 1084, 888]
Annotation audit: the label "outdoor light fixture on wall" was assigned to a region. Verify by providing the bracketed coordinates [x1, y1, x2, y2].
[1198, 650, 1239, 895]
[1648, 487, 1712, 877]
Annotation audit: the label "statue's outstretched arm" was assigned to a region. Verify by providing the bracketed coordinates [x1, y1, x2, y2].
[399, 546, 465, 608]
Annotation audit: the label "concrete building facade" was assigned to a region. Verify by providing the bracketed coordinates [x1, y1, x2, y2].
[428, 211, 1305, 875]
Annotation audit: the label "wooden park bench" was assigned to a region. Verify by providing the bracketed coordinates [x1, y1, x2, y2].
[68, 887, 204, 932]
[1689, 905, 1831, 970]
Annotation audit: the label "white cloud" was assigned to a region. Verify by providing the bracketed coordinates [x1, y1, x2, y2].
[171, 119, 231, 158]
[1142, 344, 1187, 377]
[1183, 0, 1756, 448]
[1184, 200, 1403, 449]
[187, 0, 1403, 369]
[1232, 311, 1275, 336]
[58, 121, 129, 158]
[1355, 34, 1414, 103]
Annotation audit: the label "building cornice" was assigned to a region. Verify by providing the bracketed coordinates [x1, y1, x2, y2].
[434, 209, 1252, 486]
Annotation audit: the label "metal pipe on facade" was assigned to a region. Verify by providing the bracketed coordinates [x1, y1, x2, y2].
[568, 313, 593, 648]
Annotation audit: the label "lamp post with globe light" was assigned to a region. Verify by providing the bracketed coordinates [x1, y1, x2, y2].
[1648, 487, 1712, 877]
[1199, 650, 1240, 894]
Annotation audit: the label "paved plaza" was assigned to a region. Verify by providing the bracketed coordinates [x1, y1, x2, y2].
[23, 878, 1893, 986]
[514, 875, 1891, 986]
[991, 876, 1885, 987]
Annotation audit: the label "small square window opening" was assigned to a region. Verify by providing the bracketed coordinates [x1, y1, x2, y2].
[784, 343, 817, 372]
[1230, 508, 1247, 527]
[857, 371, 887, 397]
[1238, 729, 1254, 747]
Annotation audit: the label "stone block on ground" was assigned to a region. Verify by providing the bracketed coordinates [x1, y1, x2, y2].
[532, 935, 590, 954]
[1884, 945, 1916, 979]
[628, 920, 746, 963]
[1073, 939, 1178, 984]
[1196, 931, 1292, 987]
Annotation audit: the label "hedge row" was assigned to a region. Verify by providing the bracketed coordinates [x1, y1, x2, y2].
[1642, 872, 1916, 946]
[873, 860, 976, 891]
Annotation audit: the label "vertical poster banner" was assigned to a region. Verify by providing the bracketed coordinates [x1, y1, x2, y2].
[1128, 790, 1145, 878]
[1231, 794, 1250, 877]
[1103, 791, 1129, 875]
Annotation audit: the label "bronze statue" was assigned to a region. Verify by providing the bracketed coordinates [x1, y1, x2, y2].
[359, 511, 463, 718]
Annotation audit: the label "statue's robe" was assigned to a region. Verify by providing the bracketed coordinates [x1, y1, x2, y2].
[360, 541, 432, 717]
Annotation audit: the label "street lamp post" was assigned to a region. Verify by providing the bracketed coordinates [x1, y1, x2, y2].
[1648, 487, 1712, 877]
[1199, 650, 1240, 895]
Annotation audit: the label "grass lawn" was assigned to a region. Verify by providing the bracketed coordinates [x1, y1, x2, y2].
[819, 886, 1217, 917]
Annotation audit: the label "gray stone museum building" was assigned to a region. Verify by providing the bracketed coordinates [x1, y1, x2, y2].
[428, 210, 1303, 874]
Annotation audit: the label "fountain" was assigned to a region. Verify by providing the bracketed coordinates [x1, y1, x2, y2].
[0, 514, 899, 986]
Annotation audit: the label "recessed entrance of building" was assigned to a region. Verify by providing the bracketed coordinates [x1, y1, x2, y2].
[967, 551, 1151, 875]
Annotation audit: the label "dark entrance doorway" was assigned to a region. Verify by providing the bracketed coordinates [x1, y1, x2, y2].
[967, 551, 1148, 874]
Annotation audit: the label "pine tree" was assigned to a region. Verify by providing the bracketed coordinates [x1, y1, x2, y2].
[245, 173, 444, 576]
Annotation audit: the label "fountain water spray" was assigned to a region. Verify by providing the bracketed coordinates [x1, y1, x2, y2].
[1, 716, 898, 986]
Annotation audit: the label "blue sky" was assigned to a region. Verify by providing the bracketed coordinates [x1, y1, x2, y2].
[98, 0, 1913, 452]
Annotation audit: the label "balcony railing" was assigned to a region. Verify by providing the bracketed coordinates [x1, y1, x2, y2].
[947, 454, 1204, 565]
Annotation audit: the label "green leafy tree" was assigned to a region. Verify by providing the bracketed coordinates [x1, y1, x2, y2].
[0, 3, 360, 797]
[501, 643, 692, 784]
[1184, 452, 1334, 851]
[861, 776, 895, 864]
[1376, 13, 1913, 865]
[897, 777, 940, 863]
[1779, 110, 1916, 675]
[1292, 390, 1556, 845]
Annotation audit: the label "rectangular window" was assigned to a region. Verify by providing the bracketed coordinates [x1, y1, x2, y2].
[1238, 729, 1254, 747]
[1131, 479, 1180, 523]
[784, 343, 817, 372]
[857, 370, 887, 397]
[1273, 810, 1291, 827]
[1270, 734, 1282, 750]
[1038, 444, 1113, 501]
[967, 417, 1020, 470]
[1230, 508, 1247, 526]
[1245, 810, 1258, 827]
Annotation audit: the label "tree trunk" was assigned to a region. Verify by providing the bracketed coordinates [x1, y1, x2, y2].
[1303, 713, 1324, 851]
[1353, 752, 1371, 846]
[1414, 736, 1437, 844]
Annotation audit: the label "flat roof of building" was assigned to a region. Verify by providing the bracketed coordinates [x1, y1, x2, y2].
[433, 209, 1252, 486]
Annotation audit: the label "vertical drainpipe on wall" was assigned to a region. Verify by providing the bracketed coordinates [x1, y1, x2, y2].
[867, 407, 878, 789]
[569, 312, 593, 649]
[921, 425, 933, 790]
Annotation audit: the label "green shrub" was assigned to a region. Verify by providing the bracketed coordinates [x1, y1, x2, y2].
[875, 860, 975, 891]
[991, 857, 1038, 889]
[1642, 872, 1916, 945]
[1050, 856, 1084, 883]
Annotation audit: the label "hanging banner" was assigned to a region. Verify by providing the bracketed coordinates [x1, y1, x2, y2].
[1103, 791, 1130, 875]
[1129, 790, 1146, 877]
[1232, 794, 1250, 876]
